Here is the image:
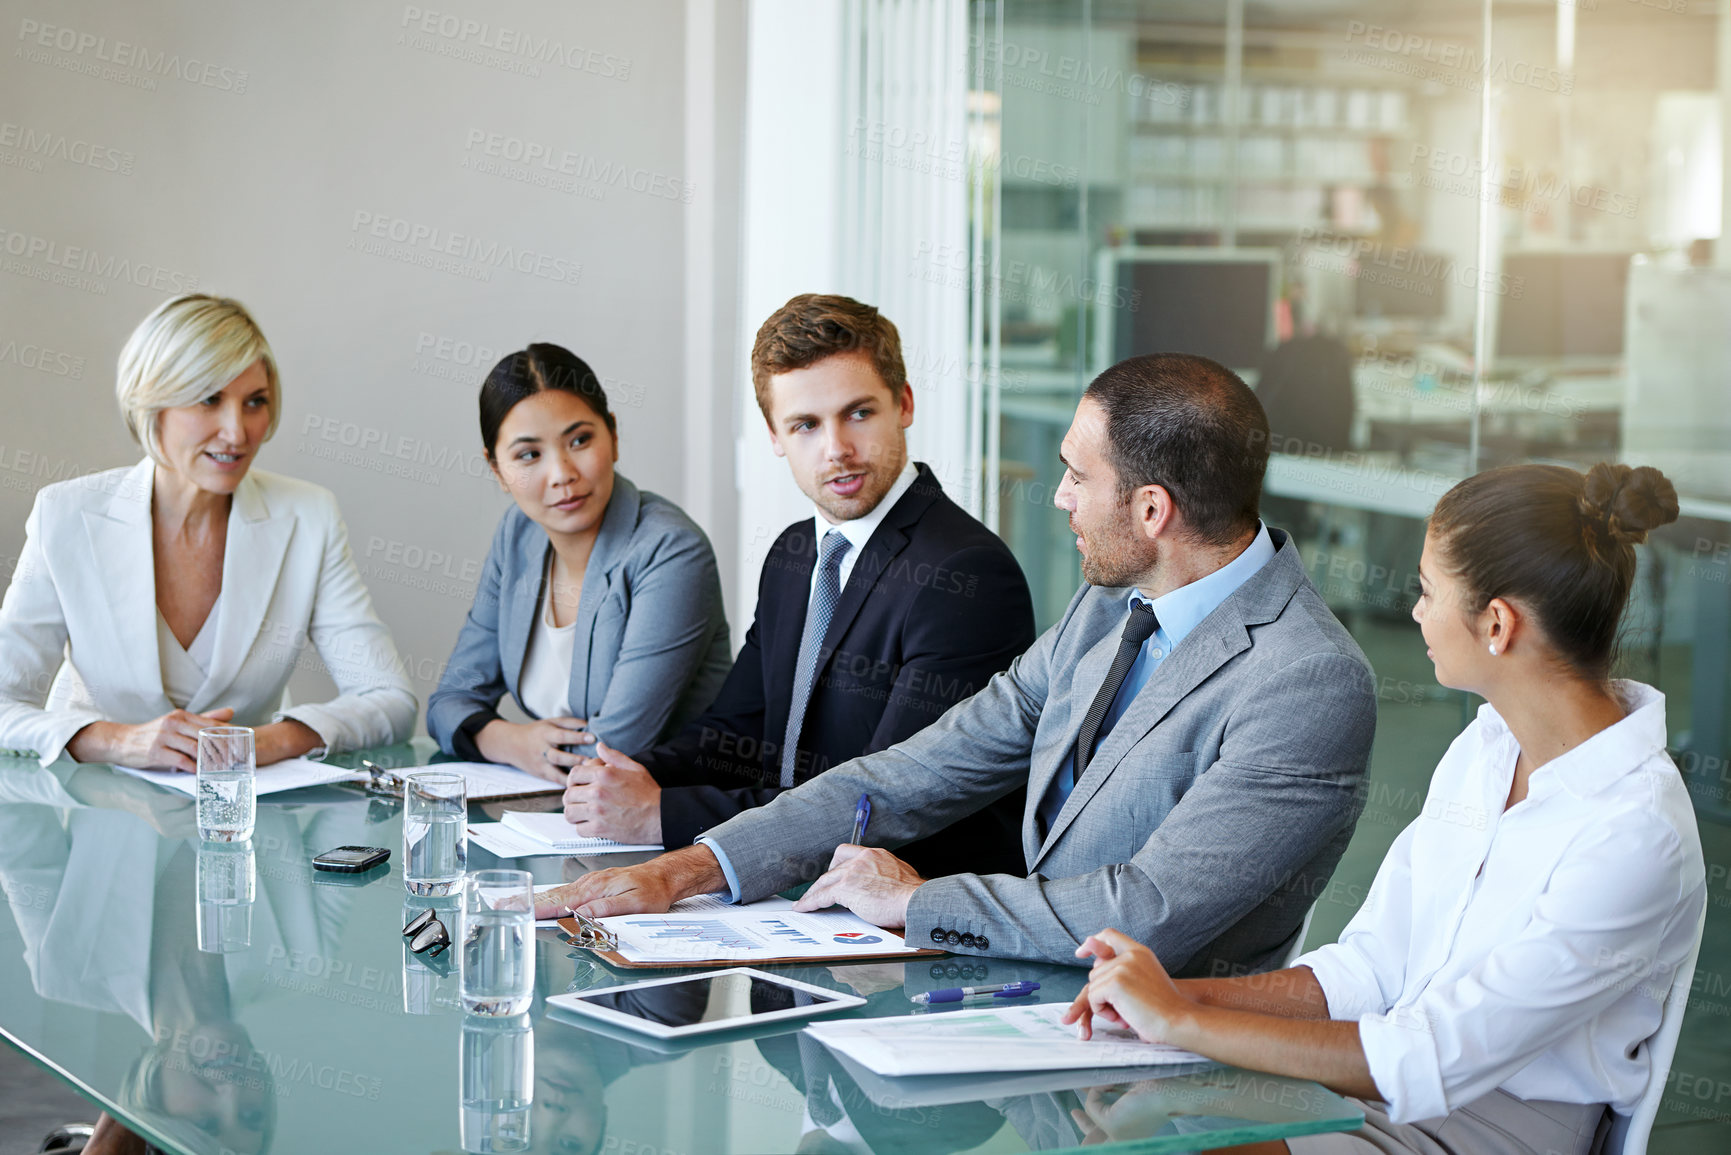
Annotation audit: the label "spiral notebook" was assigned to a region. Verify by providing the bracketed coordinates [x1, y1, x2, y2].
[497, 809, 663, 854]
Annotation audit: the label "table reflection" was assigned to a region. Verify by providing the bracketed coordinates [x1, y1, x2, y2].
[0, 761, 375, 1152]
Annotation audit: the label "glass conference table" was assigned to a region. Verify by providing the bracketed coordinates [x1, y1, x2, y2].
[0, 743, 1364, 1154]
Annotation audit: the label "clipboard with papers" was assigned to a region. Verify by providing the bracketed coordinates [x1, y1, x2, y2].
[555, 893, 946, 969]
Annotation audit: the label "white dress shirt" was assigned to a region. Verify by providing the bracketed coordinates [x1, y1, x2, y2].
[1295, 681, 1705, 1123]
[808, 459, 919, 596]
[156, 594, 222, 710]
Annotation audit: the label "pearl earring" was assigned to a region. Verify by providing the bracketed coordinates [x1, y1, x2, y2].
[1488, 645, 1498, 655]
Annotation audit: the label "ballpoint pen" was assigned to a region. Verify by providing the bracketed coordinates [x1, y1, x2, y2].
[851, 793, 871, 843]
[911, 981, 1040, 1004]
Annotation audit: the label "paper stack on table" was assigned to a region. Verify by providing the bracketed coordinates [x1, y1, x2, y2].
[466, 809, 663, 857]
[116, 758, 361, 796]
[803, 1002, 1211, 1077]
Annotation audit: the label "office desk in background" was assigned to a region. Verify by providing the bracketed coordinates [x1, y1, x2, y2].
[0, 743, 1365, 1154]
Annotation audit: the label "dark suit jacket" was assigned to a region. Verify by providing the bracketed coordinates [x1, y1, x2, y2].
[638, 463, 1034, 879]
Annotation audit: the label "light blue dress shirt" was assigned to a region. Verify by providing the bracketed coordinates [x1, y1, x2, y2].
[704, 523, 1277, 901]
[1035, 522, 1276, 832]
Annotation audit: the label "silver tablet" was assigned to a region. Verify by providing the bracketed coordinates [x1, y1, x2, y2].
[546, 968, 866, 1040]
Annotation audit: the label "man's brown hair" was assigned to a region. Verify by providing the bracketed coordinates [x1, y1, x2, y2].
[749, 293, 906, 422]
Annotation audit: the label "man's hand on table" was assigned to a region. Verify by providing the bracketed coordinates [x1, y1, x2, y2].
[533, 843, 726, 920]
[791, 843, 924, 928]
[561, 741, 662, 844]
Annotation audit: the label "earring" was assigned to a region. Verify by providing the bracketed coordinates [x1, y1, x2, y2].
[1488, 645, 1498, 655]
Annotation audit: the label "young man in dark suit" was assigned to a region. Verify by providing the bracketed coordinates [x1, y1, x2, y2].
[560, 293, 1035, 878]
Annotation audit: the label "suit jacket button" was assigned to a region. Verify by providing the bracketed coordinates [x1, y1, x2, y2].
[960, 933, 977, 948]
[975, 935, 989, 951]
[945, 930, 962, 946]
[930, 928, 946, 945]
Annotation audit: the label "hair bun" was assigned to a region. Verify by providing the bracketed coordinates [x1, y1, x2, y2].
[1578, 463, 1680, 546]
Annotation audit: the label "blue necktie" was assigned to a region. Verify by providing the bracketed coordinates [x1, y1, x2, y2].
[779, 530, 851, 787]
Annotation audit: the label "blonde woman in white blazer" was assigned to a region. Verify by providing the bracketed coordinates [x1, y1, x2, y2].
[0, 294, 416, 770]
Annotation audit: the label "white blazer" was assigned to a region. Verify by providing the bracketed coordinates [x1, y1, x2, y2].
[0, 458, 417, 764]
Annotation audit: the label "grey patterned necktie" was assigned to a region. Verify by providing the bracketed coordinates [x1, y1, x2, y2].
[779, 529, 851, 787]
[1071, 601, 1159, 786]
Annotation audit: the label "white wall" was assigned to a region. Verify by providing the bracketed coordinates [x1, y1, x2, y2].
[0, 0, 740, 721]
[731, 0, 976, 645]
[732, 1, 849, 623]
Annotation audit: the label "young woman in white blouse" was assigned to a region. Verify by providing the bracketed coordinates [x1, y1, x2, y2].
[0, 295, 416, 770]
[1064, 462, 1706, 1155]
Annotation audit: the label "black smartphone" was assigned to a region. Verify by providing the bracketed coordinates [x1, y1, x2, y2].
[312, 845, 391, 873]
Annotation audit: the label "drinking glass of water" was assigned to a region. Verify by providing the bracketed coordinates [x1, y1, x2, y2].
[196, 726, 255, 842]
[460, 1013, 533, 1152]
[404, 771, 467, 896]
[461, 869, 535, 1016]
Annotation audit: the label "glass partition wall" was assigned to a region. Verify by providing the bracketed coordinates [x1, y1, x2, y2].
[967, 3, 1730, 1149]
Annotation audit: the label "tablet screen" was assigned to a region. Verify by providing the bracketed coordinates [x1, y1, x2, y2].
[571, 972, 852, 1030]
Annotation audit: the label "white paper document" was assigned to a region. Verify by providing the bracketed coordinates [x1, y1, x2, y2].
[116, 758, 361, 796]
[599, 895, 924, 964]
[495, 810, 662, 854]
[803, 1002, 1211, 1077]
[469, 819, 661, 859]
[395, 761, 562, 801]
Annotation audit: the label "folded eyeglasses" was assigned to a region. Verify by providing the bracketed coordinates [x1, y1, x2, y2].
[402, 907, 451, 956]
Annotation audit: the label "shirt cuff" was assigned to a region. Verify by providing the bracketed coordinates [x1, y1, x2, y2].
[1356, 1007, 1449, 1123]
[695, 836, 743, 904]
[1292, 944, 1390, 1023]
[273, 709, 333, 760]
[451, 709, 500, 762]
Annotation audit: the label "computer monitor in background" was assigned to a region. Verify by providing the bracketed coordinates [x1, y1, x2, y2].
[1495, 251, 1634, 362]
[1094, 247, 1279, 376]
[1354, 249, 1449, 320]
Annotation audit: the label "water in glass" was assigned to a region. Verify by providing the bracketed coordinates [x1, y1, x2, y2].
[405, 811, 467, 895]
[461, 869, 534, 1016]
[404, 772, 467, 896]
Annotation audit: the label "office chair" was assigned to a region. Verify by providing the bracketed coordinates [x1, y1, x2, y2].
[1605, 904, 1707, 1155]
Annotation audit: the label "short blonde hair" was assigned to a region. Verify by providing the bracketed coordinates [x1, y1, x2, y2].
[117, 294, 281, 465]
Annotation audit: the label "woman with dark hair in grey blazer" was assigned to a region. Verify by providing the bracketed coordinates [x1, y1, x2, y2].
[428, 344, 731, 782]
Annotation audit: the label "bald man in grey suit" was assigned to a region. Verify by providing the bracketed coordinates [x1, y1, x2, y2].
[539, 354, 1377, 975]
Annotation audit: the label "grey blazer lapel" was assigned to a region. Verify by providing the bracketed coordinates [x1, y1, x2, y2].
[1032, 536, 1306, 867]
[500, 518, 546, 711]
[567, 475, 640, 719]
